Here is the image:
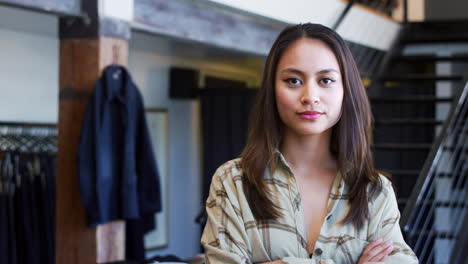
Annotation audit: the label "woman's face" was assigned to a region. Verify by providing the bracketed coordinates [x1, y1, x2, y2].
[275, 38, 344, 137]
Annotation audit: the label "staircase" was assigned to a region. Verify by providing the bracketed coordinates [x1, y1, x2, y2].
[369, 20, 468, 264]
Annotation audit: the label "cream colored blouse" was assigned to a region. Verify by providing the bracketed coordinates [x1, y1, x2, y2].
[201, 155, 418, 264]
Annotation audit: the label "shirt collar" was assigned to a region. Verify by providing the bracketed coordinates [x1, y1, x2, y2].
[102, 65, 134, 102]
[274, 149, 293, 173]
[273, 149, 345, 215]
[327, 170, 344, 215]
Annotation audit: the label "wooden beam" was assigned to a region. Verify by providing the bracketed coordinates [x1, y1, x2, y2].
[56, 1, 130, 260]
[133, 0, 288, 56]
[56, 35, 129, 264]
[0, 0, 80, 16]
[56, 38, 99, 264]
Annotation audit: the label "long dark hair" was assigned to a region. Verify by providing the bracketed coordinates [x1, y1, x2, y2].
[240, 23, 382, 230]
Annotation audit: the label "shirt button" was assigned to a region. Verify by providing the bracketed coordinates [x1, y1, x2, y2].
[315, 248, 323, 256]
[326, 215, 332, 221]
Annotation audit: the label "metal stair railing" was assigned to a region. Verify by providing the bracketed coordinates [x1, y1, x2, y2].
[401, 76, 468, 263]
[449, 215, 468, 264]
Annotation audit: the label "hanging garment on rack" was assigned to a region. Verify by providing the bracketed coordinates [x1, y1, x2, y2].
[0, 175, 10, 264]
[77, 65, 162, 260]
[0, 123, 57, 264]
[41, 155, 56, 263]
[0, 151, 56, 264]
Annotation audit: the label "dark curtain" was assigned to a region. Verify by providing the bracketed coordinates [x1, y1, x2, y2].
[200, 83, 257, 205]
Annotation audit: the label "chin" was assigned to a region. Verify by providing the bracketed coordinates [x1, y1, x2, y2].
[290, 126, 331, 137]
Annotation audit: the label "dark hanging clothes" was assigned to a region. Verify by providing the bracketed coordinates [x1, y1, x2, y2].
[77, 65, 161, 261]
[41, 156, 56, 263]
[0, 188, 9, 264]
[77, 65, 162, 227]
[0, 152, 56, 264]
[125, 213, 155, 261]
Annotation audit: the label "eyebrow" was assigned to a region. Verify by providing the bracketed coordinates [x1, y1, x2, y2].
[318, 69, 340, 74]
[280, 68, 340, 75]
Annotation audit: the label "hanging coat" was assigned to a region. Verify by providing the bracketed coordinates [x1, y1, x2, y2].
[77, 65, 162, 226]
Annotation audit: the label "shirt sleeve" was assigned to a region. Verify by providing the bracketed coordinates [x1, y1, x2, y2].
[368, 177, 419, 263]
[201, 165, 252, 264]
[77, 92, 100, 226]
[135, 92, 162, 215]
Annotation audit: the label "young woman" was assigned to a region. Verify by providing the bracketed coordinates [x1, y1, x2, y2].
[201, 23, 418, 264]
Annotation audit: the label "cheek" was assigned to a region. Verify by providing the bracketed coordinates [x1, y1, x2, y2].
[332, 89, 344, 117]
[275, 88, 296, 125]
[331, 85, 344, 106]
[275, 87, 296, 110]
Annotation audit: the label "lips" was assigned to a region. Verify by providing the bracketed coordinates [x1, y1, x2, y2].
[298, 111, 323, 120]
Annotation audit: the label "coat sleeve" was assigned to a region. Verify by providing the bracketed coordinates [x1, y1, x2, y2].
[201, 165, 252, 264]
[135, 92, 162, 215]
[77, 92, 101, 226]
[367, 177, 419, 264]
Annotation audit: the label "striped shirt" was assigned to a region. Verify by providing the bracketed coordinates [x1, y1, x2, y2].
[201, 155, 418, 264]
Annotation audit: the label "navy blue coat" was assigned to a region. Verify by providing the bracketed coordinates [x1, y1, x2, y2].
[77, 65, 161, 226]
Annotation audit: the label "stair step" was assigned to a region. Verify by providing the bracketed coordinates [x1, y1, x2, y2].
[403, 37, 468, 44]
[374, 144, 464, 152]
[375, 119, 443, 126]
[373, 143, 432, 150]
[387, 170, 453, 178]
[403, 20, 468, 44]
[407, 230, 458, 240]
[370, 96, 453, 103]
[393, 55, 468, 63]
[435, 201, 467, 208]
[451, 126, 468, 135]
[443, 145, 466, 152]
[387, 170, 420, 177]
[401, 198, 467, 208]
[380, 74, 463, 82]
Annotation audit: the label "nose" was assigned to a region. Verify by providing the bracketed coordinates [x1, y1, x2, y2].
[300, 84, 320, 105]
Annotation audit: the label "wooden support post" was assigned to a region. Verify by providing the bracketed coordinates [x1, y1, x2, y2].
[56, 4, 131, 262]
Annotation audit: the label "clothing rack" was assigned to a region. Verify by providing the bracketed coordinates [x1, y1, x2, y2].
[0, 121, 57, 264]
[0, 122, 58, 153]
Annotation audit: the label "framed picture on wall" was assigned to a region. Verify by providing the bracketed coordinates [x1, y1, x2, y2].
[144, 108, 169, 250]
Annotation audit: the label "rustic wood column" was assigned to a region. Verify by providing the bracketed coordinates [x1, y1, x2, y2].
[56, 1, 131, 262]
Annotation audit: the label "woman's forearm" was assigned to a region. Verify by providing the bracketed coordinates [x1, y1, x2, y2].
[259, 260, 284, 264]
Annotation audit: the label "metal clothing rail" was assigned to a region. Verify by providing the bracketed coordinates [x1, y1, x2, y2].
[0, 122, 58, 153]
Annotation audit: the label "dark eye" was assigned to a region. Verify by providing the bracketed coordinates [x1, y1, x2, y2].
[321, 78, 335, 85]
[285, 78, 302, 86]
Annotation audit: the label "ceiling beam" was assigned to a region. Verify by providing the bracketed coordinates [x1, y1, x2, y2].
[0, 0, 80, 16]
[133, 0, 288, 56]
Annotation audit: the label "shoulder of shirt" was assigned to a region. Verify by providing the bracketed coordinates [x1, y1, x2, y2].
[378, 173, 393, 189]
[365, 172, 392, 192]
[212, 158, 244, 186]
[369, 173, 397, 206]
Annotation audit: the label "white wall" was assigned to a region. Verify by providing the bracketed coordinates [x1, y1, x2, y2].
[128, 32, 263, 259]
[0, 6, 59, 123]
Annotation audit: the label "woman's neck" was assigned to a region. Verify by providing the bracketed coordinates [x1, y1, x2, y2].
[280, 129, 337, 175]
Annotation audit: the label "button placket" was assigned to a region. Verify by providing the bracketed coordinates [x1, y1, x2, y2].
[286, 169, 307, 258]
